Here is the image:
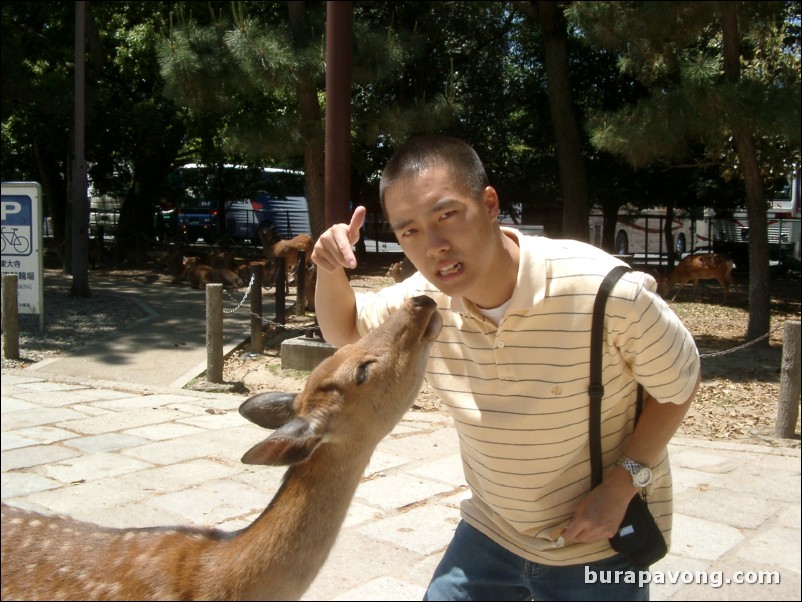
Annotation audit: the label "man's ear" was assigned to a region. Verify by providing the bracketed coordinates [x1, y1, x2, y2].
[483, 186, 500, 220]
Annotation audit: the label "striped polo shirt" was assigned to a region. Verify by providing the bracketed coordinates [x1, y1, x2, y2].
[354, 228, 700, 566]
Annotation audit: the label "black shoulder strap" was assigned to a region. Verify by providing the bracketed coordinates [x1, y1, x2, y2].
[589, 265, 635, 488]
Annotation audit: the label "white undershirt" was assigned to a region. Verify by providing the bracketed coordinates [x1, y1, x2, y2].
[478, 298, 512, 325]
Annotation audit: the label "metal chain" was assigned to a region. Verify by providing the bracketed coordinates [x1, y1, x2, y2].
[698, 331, 771, 359]
[222, 274, 255, 314]
[221, 282, 776, 356]
[221, 274, 309, 330]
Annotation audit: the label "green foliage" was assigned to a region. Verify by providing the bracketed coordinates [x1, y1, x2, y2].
[1, 1, 74, 184]
[8, 0, 796, 249]
[568, 1, 801, 183]
[157, 2, 326, 166]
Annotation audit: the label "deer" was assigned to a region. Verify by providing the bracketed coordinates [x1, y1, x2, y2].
[301, 263, 317, 312]
[386, 256, 417, 283]
[202, 248, 236, 271]
[257, 224, 314, 289]
[175, 256, 244, 289]
[234, 261, 277, 291]
[1, 295, 442, 601]
[660, 252, 736, 304]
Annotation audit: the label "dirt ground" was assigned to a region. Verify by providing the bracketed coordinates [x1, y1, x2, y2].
[215, 256, 801, 449]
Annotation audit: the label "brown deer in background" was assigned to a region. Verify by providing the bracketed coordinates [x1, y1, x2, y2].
[1, 295, 442, 601]
[661, 252, 736, 303]
[258, 224, 314, 288]
[386, 256, 417, 282]
[175, 256, 243, 289]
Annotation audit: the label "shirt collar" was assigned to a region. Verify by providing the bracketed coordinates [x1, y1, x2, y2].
[454, 226, 546, 321]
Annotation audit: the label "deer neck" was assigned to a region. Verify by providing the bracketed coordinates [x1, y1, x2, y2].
[207, 442, 374, 600]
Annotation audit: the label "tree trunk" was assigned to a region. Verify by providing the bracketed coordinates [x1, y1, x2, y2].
[34, 137, 68, 258]
[288, 1, 325, 239]
[721, 4, 770, 345]
[600, 198, 623, 253]
[536, 0, 589, 241]
[300, 84, 325, 239]
[116, 180, 156, 266]
[70, 0, 91, 298]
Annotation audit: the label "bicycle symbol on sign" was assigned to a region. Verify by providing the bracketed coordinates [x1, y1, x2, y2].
[1, 226, 31, 255]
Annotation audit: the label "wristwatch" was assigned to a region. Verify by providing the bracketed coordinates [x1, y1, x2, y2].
[616, 455, 653, 488]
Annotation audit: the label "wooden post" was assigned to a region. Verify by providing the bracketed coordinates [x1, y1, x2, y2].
[206, 283, 223, 383]
[296, 250, 306, 317]
[2, 274, 20, 359]
[776, 320, 801, 438]
[250, 262, 264, 354]
[275, 256, 286, 327]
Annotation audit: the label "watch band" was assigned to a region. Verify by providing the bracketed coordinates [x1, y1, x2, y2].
[617, 455, 642, 473]
[616, 455, 653, 487]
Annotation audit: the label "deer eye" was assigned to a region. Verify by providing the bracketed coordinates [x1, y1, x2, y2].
[355, 361, 375, 385]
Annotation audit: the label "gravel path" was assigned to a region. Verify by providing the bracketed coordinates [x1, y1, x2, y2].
[1, 283, 149, 369]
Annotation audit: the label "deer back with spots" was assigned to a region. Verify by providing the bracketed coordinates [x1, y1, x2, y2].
[660, 252, 735, 303]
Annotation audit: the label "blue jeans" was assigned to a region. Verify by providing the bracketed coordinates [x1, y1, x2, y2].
[424, 521, 650, 601]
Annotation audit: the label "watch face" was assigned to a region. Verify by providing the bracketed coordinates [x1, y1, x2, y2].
[634, 467, 652, 487]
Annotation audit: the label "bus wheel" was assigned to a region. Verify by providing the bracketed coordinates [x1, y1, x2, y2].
[616, 231, 629, 255]
[675, 233, 687, 255]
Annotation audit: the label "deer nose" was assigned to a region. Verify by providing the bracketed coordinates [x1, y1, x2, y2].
[411, 295, 436, 309]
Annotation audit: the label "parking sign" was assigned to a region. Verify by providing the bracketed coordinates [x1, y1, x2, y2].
[1, 182, 44, 324]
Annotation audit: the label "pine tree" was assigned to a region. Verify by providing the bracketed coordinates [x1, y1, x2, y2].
[568, 1, 801, 343]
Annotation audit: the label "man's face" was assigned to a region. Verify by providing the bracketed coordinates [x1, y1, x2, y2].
[384, 164, 506, 306]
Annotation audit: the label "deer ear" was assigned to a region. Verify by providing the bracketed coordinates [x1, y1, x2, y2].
[241, 417, 322, 465]
[239, 392, 298, 429]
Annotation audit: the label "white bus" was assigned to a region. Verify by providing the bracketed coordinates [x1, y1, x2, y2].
[698, 203, 800, 270]
[88, 194, 123, 237]
[697, 173, 801, 269]
[588, 205, 697, 258]
[590, 173, 801, 270]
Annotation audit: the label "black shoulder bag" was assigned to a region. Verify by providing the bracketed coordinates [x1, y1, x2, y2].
[589, 265, 667, 568]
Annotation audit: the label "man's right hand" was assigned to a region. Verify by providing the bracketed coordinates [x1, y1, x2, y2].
[312, 205, 367, 272]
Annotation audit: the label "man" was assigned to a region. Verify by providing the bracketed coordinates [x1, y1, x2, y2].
[312, 135, 700, 601]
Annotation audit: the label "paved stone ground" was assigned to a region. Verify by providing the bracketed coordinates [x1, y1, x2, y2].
[1, 371, 799, 601]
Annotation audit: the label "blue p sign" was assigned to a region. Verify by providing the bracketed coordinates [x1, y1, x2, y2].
[1, 195, 33, 256]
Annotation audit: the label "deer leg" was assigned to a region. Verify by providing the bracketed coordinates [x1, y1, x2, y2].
[718, 277, 729, 304]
